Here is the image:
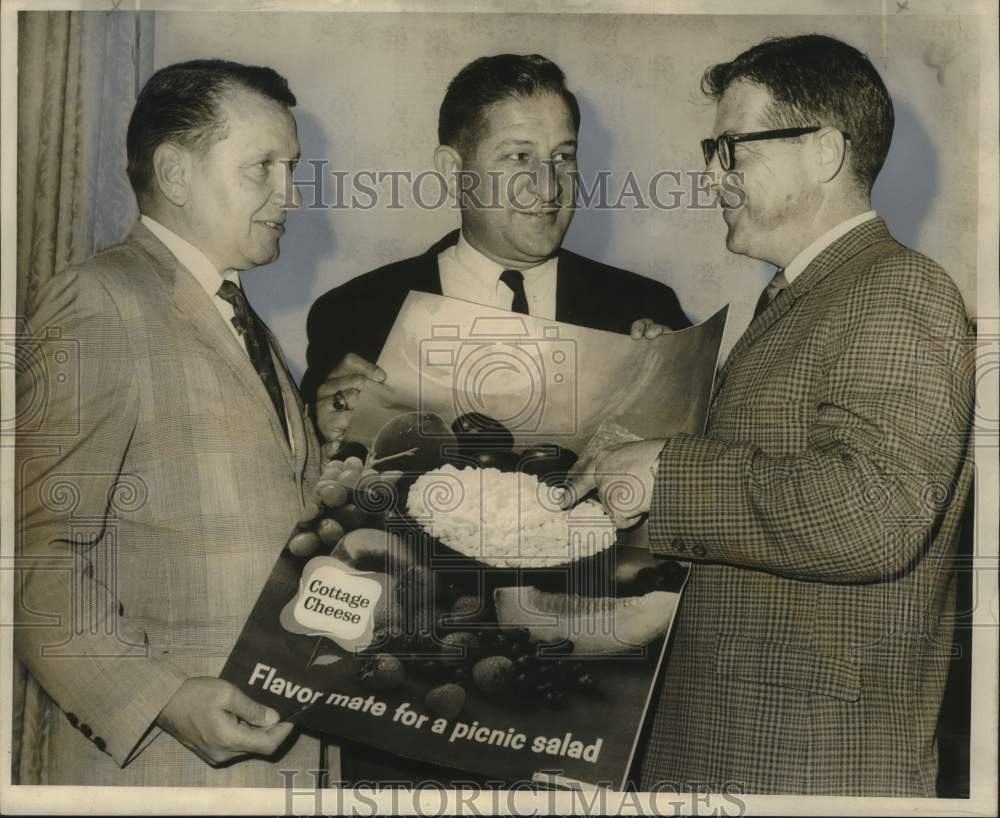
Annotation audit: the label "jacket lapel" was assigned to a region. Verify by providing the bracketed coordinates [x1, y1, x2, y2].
[263, 324, 308, 472]
[713, 218, 896, 401]
[126, 222, 295, 462]
[554, 248, 579, 324]
[419, 230, 458, 295]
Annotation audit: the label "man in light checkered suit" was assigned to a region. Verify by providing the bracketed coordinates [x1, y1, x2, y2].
[567, 34, 974, 796]
[15, 60, 339, 786]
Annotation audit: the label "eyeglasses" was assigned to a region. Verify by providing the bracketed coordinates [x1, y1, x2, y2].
[701, 126, 850, 171]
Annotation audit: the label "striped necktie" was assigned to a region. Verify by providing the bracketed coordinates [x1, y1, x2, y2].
[217, 280, 288, 441]
[752, 268, 789, 320]
[499, 269, 530, 315]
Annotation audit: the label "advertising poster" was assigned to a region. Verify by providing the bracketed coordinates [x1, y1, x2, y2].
[221, 300, 723, 786]
[221, 530, 691, 788]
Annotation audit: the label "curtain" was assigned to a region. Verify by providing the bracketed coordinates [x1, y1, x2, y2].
[13, 9, 154, 784]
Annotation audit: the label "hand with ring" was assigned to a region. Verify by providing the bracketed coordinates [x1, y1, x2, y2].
[331, 391, 350, 412]
[314, 353, 387, 444]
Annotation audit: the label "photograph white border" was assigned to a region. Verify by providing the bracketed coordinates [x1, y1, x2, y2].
[1, 0, 996, 815]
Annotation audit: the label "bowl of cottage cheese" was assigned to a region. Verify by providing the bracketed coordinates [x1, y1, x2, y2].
[402, 463, 617, 570]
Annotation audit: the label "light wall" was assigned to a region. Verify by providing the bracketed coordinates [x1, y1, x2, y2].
[154, 11, 981, 381]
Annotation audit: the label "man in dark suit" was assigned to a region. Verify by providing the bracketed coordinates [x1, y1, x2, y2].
[301, 53, 689, 441]
[566, 35, 974, 795]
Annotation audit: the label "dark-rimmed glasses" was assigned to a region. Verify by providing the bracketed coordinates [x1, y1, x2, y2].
[701, 126, 850, 170]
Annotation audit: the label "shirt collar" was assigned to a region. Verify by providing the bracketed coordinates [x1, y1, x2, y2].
[456, 231, 558, 285]
[782, 210, 877, 285]
[141, 214, 241, 295]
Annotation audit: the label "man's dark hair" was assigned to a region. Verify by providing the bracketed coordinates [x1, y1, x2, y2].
[438, 54, 581, 158]
[702, 34, 894, 191]
[126, 59, 296, 199]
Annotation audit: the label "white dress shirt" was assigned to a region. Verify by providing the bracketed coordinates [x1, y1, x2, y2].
[141, 214, 294, 451]
[437, 232, 558, 318]
[782, 210, 877, 285]
[141, 215, 243, 343]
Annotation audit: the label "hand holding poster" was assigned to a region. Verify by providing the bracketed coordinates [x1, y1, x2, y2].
[221, 296, 725, 787]
[224, 533, 690, 788]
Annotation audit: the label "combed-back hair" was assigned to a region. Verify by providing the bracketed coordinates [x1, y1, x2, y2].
[438, 53, 580, 158]
[126, 59, 296, 198]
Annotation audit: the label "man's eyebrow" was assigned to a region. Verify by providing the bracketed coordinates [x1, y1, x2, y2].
[493, 139, 536, 150]
[241, 149, 300, 164]
[493, 138, 578, 151]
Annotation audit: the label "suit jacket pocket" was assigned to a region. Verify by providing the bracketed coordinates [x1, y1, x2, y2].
[715, 634, 862, 703]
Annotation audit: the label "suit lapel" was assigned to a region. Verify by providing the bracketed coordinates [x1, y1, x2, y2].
[421, 230, 458, 295]
[415, 252, 444, 296]
[127, 222, 295, 463]
[263, 323, 308, 473]
[713, 218, 896, 401]
[554, 249, 576, 323]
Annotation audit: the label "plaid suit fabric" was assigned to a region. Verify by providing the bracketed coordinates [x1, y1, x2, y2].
[14, 223, 323, 785]
[641, 219, 974, 795]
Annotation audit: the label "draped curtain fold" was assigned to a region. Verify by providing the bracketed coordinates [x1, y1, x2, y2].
[13, 9, 154, 784]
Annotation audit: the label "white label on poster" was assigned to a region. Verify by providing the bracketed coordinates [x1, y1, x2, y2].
[293, 561, 382, 642]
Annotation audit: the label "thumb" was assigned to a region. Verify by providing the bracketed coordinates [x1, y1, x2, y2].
[560, 469, 596, 510]
[225, 686, 280, 727]
[353, 356, 386, 382]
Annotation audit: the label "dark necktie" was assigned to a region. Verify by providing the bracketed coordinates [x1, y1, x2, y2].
[217, 280, 288, 441]
[752, 268, 789, 320]
[499, 269, 530, 315]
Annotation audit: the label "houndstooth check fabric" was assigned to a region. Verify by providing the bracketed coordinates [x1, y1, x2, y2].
[640, 218, 974, 796]
[752, 268, 788, 320]
[14, 222, 323, 785]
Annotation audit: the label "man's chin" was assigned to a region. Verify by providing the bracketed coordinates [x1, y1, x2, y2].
[514, 240, 561, 264]
[250, 245, 281, 268]
[513, 226, 569, 261]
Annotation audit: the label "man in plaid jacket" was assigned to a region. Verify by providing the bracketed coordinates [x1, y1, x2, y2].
[566, 34, 974, 796]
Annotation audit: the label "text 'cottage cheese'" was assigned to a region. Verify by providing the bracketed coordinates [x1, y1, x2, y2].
[407, 465, 617, 567]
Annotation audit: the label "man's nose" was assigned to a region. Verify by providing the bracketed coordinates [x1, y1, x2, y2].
[532, 159, 560, 203]
[704, 159, 724, 194]
[277, 163, 302, 210]
[704, 146, 724, 184]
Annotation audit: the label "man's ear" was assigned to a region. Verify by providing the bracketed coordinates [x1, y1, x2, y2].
[813, 127, 849, 184]
[151, 143, 192, 207]
[433, 144, 464, 204]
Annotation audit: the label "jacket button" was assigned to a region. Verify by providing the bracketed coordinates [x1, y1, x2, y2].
[80, 723, 93, 738]
[671, 538, 686, 551]
[65, 712, 79, 727]
[692, 544, 707, 558]
[94, 737, 107, 752]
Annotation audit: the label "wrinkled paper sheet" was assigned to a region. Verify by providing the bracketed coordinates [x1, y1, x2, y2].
[348, 291, 727, 453]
